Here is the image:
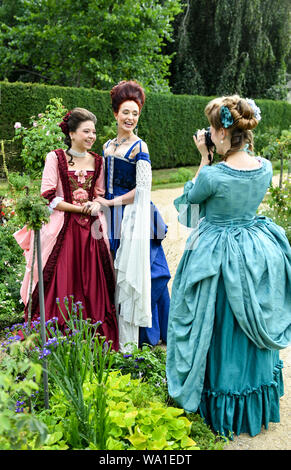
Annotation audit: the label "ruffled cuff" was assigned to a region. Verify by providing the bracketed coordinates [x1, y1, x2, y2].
[41, 188, 57, 203]
[48, 196, 64, 213]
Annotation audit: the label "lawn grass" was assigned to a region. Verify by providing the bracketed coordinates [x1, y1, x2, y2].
[152, 166, 198, 190]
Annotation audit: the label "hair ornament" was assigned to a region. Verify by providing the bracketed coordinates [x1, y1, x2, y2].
[220, 106, 234, 128]
[59, 111, 72, 135]
[246, 98, 261, 121]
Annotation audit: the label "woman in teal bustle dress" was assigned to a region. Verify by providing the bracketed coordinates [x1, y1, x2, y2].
[166, 95, 291, 438]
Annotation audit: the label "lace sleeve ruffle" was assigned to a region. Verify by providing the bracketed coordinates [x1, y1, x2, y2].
[136, 159, 152, 190]
[48, 196, 64, 213]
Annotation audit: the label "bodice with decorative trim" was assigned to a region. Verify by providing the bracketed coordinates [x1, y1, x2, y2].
[103, 139, 151, 197]
[177, 157, 273, 226]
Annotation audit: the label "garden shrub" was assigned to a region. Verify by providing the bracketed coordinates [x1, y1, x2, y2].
[261, 178, 291, 244]
[13, 97, 67, 176]
[186, 413, 226, 451]
[110, 343, 169, 403]
[1, 81, 291, 170]
[0, 218, 26, 329]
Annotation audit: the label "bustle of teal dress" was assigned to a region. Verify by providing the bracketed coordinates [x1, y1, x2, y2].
[166, 157, 291, 438]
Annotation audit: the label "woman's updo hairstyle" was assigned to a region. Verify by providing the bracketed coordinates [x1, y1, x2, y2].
[110, 80, 145, 113]
[59, 107, 97, 165]
[205, 95, 259, 160]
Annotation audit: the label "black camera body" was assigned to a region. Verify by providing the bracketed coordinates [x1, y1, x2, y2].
[194, 127, 215, 165]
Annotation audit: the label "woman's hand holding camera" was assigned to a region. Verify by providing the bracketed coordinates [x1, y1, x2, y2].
[193, 129, 213, 163]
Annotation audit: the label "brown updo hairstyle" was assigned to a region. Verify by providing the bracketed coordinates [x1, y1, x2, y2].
[110, 80, 146, 113]
[205, 95, 259, 160]
[59, 107, 97, 165]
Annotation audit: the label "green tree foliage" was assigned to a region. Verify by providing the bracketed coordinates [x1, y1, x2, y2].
[169, 0, 291, 99]
[0, 0, 24, 24]
[0, 0, 182, 92]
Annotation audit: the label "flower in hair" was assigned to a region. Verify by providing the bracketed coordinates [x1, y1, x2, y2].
[246, 98, 261, 121]
[59, 111, 72, 135]
[220, 106, 234, 128]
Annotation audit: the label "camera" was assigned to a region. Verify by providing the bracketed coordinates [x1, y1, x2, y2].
[194, 127, 215, 165]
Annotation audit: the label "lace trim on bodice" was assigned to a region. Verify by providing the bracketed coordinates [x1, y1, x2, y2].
[218, 157, 263, 172]
[104, 138, 142, 161]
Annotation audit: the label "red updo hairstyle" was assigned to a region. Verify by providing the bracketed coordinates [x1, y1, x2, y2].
[110, 80, 146, 113]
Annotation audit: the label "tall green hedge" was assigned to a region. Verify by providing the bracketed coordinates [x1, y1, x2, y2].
[1, 81, 291, 169]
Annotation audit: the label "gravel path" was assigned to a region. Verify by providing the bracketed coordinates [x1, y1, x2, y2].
[151, 177, 291, 451]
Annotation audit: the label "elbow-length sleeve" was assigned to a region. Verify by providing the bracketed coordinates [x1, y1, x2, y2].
[187, 166, 213, 204]
[41, 151, 64, 211]
[174, 166, 213, 227]
[114, 146, 152, 351]
[93, 156, 106, 199]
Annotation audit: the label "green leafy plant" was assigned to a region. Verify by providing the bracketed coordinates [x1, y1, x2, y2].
[0, 339, 47, 450]
[1, 81, 291, 170]
[186, 413, 226, 450]
[2, 297, 115, 449]
[14, 194, 50, 325]
[1, 305, 226, 450]
[36, 297, 114, 449]
[13, 97, 67, 175]
[36, 369, 199, 451]
[97, 120, 117, 147]
[111, 343, 169, 402]
[261, 178, 291, 243]
[101, 371, 199, 450]
[0, 218, 26, 329]
[7, 172, 31, 192]
[253, 127, 281, 156]
[261, 126, 291, 187]
[15, 194, 50, 231]
[169, 167, 193, 183]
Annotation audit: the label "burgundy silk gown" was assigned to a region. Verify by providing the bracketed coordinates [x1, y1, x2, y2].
[17, 149, 118, 350]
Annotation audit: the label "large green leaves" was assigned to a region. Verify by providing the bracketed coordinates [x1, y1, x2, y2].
[0, 0, 182, 91]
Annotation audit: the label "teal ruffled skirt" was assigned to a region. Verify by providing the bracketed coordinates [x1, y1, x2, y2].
[198, 276, 284, 438]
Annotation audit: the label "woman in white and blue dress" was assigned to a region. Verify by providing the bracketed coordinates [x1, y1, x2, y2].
[96, 80, 170, 352]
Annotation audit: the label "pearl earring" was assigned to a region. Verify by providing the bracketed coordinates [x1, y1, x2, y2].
[220, 140, 224, 144]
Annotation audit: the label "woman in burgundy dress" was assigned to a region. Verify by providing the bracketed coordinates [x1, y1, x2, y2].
[14, 108, 118, 349]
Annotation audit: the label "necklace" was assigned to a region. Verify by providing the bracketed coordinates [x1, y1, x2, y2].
[113, 137, 129, 152]
[68, 148, 87, 158]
